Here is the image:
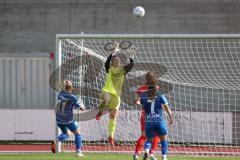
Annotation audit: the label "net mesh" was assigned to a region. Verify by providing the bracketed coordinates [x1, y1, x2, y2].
[54, 35, 240, 156]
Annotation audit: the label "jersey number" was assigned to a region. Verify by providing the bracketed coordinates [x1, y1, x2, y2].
[148, 100, 155, 114]
[56, 100, 71, 114]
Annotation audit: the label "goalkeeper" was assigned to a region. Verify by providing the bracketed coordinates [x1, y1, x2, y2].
[95, 47, 134, 145]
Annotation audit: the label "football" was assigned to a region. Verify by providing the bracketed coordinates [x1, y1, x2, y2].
[133, 6, 145, 17]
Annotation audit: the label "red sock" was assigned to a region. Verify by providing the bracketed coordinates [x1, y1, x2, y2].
[150, 136, 160, 154]
[135, 135, 146, 155]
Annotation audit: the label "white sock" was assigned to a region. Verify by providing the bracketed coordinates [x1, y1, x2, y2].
[76, 149, 81, 153]
[145, 149, 150, 154]
[162, 155, 167, 159]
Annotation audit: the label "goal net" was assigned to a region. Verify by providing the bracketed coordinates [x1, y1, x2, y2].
[51, 34, 240, 156]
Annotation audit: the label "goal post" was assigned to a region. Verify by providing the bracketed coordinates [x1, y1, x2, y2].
[52, 34, 240, 156]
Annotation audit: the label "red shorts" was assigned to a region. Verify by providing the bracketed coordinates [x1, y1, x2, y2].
[140, 110, 146, 131]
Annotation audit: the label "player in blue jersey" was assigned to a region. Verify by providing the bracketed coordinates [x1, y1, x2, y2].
[52, 80, 85, 157]
[137, 71, 173, 160]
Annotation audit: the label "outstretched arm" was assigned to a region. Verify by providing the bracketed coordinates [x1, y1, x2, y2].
[124, 58, 134, 74]
[105, 54, 112, 73]
[74, 98, 85, 111]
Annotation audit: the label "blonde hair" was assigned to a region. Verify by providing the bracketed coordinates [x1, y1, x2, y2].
[63, 80, 73, 92]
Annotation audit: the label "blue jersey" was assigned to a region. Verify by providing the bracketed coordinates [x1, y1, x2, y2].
[56, 90, 83, 124]
[140, 93, 168, 122]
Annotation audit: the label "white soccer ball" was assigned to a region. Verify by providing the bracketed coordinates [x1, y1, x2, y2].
[133, 6, 145, 18]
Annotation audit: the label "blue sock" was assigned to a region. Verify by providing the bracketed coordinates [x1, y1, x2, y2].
[75, 134, 82, 151]
[144, 140, 152, 152]
[161, 140, 168, 155]
[57, 133, 69, 142]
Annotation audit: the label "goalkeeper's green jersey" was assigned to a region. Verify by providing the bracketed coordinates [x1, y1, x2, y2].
[102, 66, 125, 97]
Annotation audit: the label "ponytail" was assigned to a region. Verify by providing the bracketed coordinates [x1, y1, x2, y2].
[145, 71, 157, 99]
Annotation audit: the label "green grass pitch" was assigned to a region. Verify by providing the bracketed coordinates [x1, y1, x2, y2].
[0, 153, 239, 160]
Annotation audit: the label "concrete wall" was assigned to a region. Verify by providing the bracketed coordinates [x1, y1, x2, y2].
[0, 0, 240, 53]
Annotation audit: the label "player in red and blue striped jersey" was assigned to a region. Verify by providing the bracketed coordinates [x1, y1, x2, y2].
[138, 71, 173, 160]
[54, 80, 85, 157]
